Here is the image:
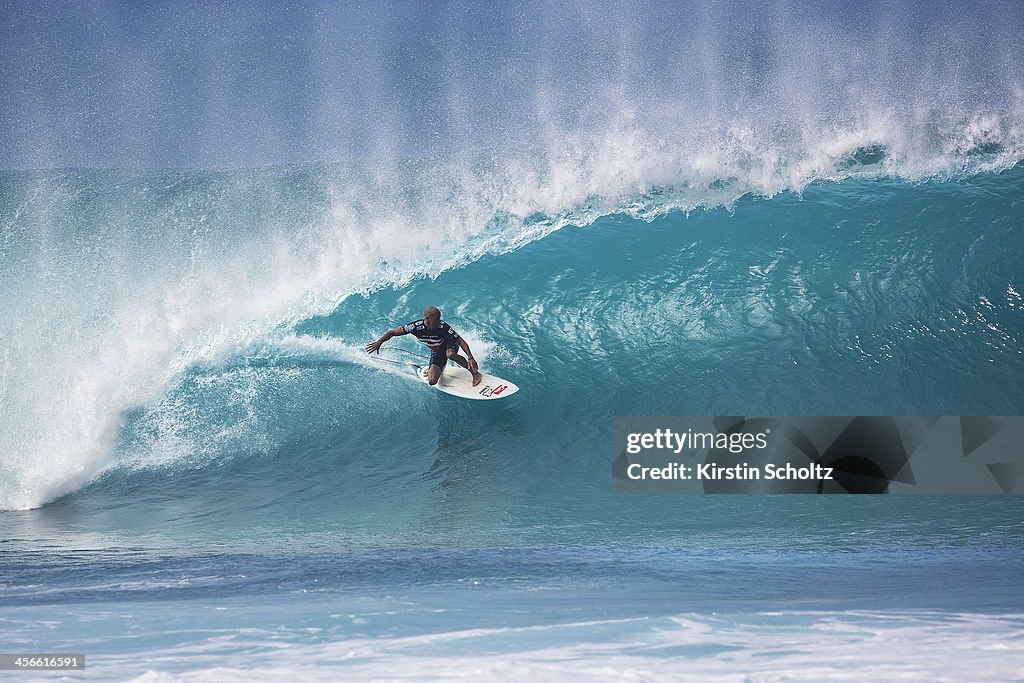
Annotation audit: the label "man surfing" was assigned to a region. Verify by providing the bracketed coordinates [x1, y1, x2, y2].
[366, 306, 483, 387]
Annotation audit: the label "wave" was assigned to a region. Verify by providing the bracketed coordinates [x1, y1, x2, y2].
[2, 118, 1024, 511]
[3, 0, 1024, 510]
[2, 157, 1015, 516]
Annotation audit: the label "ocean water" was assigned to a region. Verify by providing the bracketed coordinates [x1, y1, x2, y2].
[2, 1, 1024, 680]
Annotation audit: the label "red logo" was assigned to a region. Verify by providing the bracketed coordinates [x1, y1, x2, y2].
[492, 385, 508, 395]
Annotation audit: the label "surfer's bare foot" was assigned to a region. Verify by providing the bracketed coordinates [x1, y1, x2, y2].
[471, 370, 482, 386]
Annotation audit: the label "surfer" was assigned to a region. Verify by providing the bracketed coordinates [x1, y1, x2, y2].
[366, 306, 483, 386]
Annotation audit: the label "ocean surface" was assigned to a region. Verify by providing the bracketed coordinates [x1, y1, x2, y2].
[2, 1, 1024, 680]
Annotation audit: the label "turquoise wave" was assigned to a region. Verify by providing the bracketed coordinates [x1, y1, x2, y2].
[3, 165, 1020, 536]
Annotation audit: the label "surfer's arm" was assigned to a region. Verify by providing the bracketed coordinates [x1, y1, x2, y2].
[365, 326, 407, 353]
[457, 337, 478, 370]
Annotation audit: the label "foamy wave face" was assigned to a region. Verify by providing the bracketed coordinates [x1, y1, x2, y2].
[0, 154, 651, 509]
[2, 0, 1023, 509]
[0, 166, 515, 509]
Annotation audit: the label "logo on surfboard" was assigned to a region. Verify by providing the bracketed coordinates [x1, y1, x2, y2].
[478, 384, 508, 397]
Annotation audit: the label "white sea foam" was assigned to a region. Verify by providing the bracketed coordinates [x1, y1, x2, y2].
[15, 610, 1017, 682]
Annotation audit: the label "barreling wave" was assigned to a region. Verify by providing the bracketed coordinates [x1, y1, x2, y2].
[3, 129, 1023, 512]
[3, 0, 1024, 510]
[3, 110, 1024, 511]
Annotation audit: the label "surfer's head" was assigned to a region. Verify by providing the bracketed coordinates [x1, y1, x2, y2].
[423, 306, 441, 328]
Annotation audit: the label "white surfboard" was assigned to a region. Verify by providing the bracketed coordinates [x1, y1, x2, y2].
[417, 364, 519, 400]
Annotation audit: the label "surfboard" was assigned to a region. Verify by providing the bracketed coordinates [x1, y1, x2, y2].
[416, 364, 519, 400]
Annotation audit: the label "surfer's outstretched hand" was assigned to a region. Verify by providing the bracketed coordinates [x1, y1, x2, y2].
[365, 340, 382, 354]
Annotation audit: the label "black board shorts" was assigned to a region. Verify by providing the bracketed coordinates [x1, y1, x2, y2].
[429, 338, 459, 368]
